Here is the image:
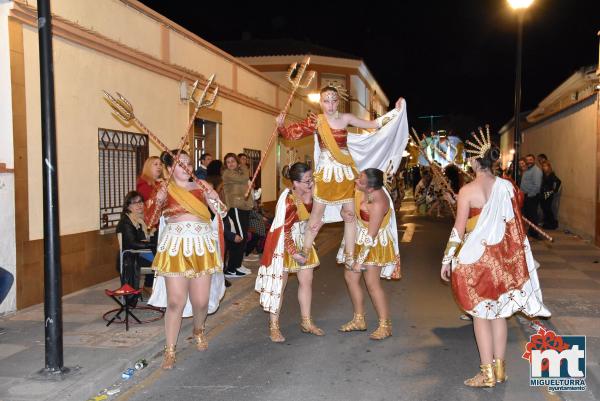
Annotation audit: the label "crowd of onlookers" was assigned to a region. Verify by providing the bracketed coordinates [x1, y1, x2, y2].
[515, 153, 561, 238]
[406, 153, 562, 236]
[116, 152, 271, 304]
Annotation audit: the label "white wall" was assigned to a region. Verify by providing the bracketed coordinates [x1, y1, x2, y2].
[0, 1, 16, 314]
[22, 26, 188, 240]
[0, 1, 14, 167]
[521, 95, 598, 238]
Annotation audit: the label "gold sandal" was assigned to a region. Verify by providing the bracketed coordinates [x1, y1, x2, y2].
[339, 313, 367, 332]
[369, 319, 392, 340]
[494, 358, 507, 383]
[192, 327, 208, 351]
[269, 320, 285, 343]
[300, 316, 324, 336]
[161, 344, 176, 370]
[464, 363, 496, 387]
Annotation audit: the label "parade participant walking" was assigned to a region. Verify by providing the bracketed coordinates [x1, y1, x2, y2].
[255, 163, 324, 342]
[276, 85, 407, 269]
[440, 133, 550, 387]
[145, 150, 224, 370]
[337, 169, 401, 340]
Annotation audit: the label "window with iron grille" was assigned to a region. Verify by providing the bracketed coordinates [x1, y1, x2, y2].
[98, 129, 148, 229]
[243, 148, 261, 188]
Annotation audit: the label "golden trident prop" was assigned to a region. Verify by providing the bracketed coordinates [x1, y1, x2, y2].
[102, 83, 227, 213]
[245, 57, 316, 197]
[162, 75, 218, 186]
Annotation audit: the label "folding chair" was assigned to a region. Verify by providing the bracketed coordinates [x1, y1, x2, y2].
[117, 233, 154, 301]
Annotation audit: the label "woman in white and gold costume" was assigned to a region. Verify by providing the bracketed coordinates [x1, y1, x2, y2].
[440, 131, 550, 387]
[145, 150, 225, 370]
[337, 168, 401, 340]
[255, 163, 324, 342]
[277, 86, 408, 269]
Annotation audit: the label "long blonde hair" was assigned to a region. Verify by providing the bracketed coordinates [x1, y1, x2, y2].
[139, 156, 163, 185]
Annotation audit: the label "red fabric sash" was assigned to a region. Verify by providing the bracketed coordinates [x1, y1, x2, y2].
[260, 226, 283, 267]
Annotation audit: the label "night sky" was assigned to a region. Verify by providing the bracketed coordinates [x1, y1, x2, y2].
[139, 0, 599, 136]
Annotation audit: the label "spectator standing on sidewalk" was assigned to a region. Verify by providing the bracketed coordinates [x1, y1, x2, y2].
[222, 153, 254, 276]
[238, 152, 252, 179]
[516, 157, 527, 186]
[135, 156, 163, 293]
[194, 153, 213, 180]
[537, 153, 548, 168]
[540, 161, 561, 230]
[520, 154, 542, 239]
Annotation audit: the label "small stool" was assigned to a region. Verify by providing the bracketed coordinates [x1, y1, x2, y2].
[104, 283, 142, 331]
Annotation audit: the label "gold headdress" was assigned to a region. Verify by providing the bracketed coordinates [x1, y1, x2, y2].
[465, 125, 492, 159]
[321, 82, 349, 101]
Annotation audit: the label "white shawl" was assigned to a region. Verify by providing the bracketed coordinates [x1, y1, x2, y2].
[254, 189, 289, 313]
[316, 100, 409, 223]
[455, 178, 551, 319]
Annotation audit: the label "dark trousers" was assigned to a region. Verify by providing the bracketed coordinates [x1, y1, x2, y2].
[120, 254, 152, 306]
[523, 195, 540, 237]
[541, 195, 558, 229]
[226, 240, 245, 273]
[245, 232, 264, 255]
[225, 208, 250, 272]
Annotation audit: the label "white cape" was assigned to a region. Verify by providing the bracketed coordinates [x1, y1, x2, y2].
[254, 188, 289, 313]
[148, 216, 226, 316]
[315, 100, 409, 223]
[455, 178, 551, 319]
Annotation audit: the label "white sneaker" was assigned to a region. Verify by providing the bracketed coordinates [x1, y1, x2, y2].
[238, 266, 252, 274]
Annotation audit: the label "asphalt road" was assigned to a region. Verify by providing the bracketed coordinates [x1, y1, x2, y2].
[118, 210, 559, 401]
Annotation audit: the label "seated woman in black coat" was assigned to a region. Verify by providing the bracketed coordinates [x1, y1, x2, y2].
[116, 191, 156, 305]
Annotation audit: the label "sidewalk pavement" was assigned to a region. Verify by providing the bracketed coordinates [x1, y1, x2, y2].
[527, 230, 600, 400]
[0, 224, 343, 401]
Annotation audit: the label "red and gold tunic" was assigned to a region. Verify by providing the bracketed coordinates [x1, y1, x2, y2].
[352, 192, 400, 277]
[261, 192, 319, 273]
[449, 178, 550, 319]
[279, 117, 358, 205]
[145, 183, 223, 278]
[452, 203, 530, 315]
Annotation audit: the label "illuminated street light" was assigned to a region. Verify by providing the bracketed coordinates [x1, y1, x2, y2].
[507, 0, 534, 181]
[307, 93, 320, 103]
[507, 0, 534, 9]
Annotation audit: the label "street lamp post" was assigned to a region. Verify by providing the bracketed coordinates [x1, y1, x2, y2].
[508, 0, 534, 182]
